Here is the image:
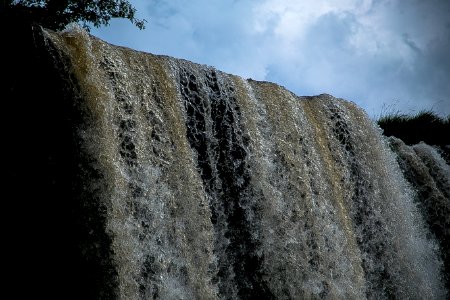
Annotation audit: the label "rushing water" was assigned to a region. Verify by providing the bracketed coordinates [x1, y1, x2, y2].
[41, 27, 448, 299]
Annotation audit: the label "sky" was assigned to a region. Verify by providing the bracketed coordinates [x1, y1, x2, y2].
[91, 0, 450, 119]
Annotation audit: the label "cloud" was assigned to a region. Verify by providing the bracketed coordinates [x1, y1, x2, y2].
[91, 0, 450, 117]
[248, 0, 450, 116]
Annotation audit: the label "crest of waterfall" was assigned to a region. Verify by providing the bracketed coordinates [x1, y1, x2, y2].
[34, 26, 449, 299]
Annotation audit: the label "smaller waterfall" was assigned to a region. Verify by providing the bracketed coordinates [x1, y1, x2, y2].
[388, 137, 450, 293]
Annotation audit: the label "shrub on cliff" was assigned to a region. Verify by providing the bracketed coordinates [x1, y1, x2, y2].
[1, 0, 145, 30]
[378, 110, 450, 162]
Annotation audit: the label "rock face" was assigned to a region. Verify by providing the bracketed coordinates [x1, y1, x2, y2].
[3, 25, 449, 299]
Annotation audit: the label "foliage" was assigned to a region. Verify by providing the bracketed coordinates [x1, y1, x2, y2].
[378, 110, 450, 162]
[1, 0, 146, 31]
[378, 110, 449, 145]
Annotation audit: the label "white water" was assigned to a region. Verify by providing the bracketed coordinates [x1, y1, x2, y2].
[44, 27, 447, 299]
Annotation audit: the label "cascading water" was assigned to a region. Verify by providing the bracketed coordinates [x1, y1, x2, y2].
[8, 26, 448, 299]
[388, 137, 450, 295]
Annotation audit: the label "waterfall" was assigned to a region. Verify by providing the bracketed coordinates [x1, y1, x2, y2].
[6, 26, 448, 299]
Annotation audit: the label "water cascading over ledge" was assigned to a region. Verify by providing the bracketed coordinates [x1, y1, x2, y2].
[4, 26, 449, 299]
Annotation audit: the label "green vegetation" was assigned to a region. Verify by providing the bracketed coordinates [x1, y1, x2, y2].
[1, 0, 145, 31]
[378, 110, 449, 146]
[378, 110, 449, 162]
